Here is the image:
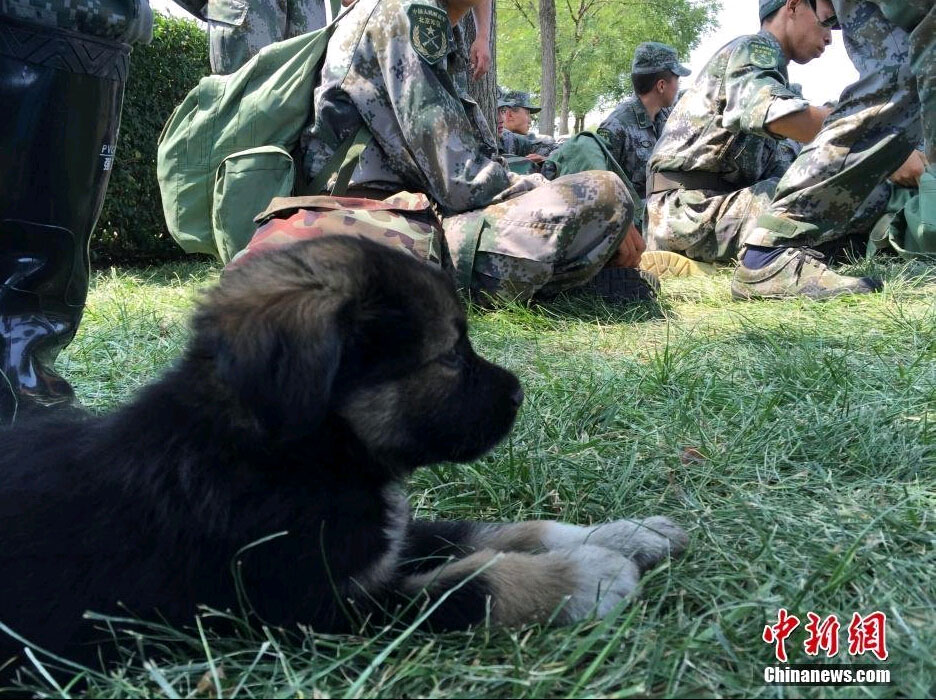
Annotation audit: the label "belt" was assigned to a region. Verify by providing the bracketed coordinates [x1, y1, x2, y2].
[649, 170, 736, 195]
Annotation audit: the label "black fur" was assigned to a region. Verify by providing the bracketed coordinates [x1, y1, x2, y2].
[0, 237, 522, 678]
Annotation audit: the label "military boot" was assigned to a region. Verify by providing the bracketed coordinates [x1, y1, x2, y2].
[731, 247, 882, 301]
[560, 267, 660, 304]
[0, 17, 130, 423]
[640, 250, 718, 279]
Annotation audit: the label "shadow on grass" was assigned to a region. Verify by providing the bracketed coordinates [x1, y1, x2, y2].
[467, 294, 668, 328]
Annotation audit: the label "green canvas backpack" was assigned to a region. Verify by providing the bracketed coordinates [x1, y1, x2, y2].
[156, 5, 367, 263]
[867, 172, 936, 259]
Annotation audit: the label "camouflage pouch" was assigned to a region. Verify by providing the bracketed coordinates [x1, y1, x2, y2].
[226, 192, 445, 271]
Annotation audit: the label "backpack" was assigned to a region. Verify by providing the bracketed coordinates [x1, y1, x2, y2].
[867, 173, 936, 259]
[156, 5, 368, 263]
[541, 131, 646, 229]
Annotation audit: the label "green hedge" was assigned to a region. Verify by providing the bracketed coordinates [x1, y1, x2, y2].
[93, 13, 211, 264]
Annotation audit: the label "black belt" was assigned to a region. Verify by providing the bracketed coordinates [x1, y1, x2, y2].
[649, 170, 736, 195]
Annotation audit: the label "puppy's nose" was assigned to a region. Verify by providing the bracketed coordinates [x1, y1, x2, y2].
[510, 385, 525, 409]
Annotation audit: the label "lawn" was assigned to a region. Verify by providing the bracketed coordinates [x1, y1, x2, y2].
[10, 256, 936, 698]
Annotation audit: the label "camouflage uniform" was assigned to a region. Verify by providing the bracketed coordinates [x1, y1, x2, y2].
[301, 0, 633, 300]
[499, 129, 557, 158]
[206, 0, 328, 74]
[0, 0, 151, 40]
[747, 0, 935, 249]
[597, 42, 690, 200]
[598, 97, 671, 201]
[644, 30, 812, 262]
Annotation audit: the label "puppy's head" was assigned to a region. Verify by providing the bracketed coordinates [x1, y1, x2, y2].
[189, 236, 522, 470]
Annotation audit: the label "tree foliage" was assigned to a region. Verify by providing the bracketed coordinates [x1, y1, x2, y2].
[497, 0, 718, 132]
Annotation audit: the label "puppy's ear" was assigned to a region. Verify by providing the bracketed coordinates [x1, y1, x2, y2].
[204, 297, 345, 441]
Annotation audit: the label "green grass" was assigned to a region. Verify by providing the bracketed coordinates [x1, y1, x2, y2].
[10, 258, 936, 698]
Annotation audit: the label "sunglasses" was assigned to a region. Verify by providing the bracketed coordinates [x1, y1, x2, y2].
[805, 0, 839, 28]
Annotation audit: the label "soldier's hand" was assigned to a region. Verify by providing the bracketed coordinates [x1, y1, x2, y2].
[525, 153, 546, 164]
[469, 38, 492, 80]
[607, 223, 645, 269]
[889, 150, 926, 188]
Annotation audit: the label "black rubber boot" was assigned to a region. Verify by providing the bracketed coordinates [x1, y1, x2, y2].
[0, 17, 130, 423]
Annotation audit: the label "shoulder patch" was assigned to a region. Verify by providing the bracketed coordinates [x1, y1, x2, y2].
[749, 40, 780, 69]
[407, 3, 450, 65]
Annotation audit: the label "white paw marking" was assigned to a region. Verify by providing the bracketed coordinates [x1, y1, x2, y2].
[555, 544, 640, 622]
[542, 516, 687, 571]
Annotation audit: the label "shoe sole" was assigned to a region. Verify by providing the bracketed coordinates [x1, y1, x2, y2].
[731, 282, 882, 301]
[640, 251, 717, 279]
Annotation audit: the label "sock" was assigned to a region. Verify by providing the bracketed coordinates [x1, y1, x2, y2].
[742, 245, 786, 270]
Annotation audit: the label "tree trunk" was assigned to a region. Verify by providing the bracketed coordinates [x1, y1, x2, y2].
[460, 2, 498, 134]
[537, 0, 556, 137]
[558, 69, 571, 135]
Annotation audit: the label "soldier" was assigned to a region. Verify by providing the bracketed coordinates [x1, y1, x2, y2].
[736, 0, 934, 299]
[206, 0, 493, 78]
[0, 0, 152, 422]
[497, 89, 558, 162]
[644, 0, 843, 273]
[598, 42, 690, 202]
[301, 0, 650, 304]
[204, 0, 329, 74]
[598, 42, 698, 278]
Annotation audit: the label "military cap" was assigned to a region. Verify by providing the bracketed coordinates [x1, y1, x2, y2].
[631, 42, 691, 77]
[759, 0, 787, 20]
[497, 89, 542, 113]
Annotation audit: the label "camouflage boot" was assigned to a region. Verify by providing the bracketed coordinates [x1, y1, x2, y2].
[731, 248, 882, 301]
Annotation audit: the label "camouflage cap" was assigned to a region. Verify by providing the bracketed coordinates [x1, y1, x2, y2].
[631, 42, 691, 77]
[497, 89, 542, 113]
[759, 0, 787, 20]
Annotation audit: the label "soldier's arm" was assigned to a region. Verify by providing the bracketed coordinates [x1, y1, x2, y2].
[356, 0, 511, 213]
[723, 36, 811, 140]
[596, 119, 626, 168]
[468, 0, 492, 79]
[766, 106, 832, 144]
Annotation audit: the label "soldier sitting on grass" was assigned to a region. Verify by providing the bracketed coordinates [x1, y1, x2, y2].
[299, 0, 654, 304]
[496, 89, 558, 164]
[643, 0, 913, 289]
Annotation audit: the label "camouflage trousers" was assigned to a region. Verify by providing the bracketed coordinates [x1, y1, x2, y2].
[645, 179, 779, 263]
[443, 171, 633, 300]
[206, 0, 327, 74]
[646, 178, 893, 263]
[748, 0, 935, 248]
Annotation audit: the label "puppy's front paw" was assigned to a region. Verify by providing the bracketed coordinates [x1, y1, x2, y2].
[555, 544, 640, 623]
[583, 516, 688, 571]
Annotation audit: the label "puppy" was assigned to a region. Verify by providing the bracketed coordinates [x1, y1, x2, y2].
[0, 236, 686, 678]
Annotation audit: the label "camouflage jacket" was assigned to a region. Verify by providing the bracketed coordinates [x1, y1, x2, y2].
[499, 129, 557, 158]
[300, 0, 512, 215]
[648, 30, 810, 188]
[1, 0, 152, 43]
[597, 95, 671, 199]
